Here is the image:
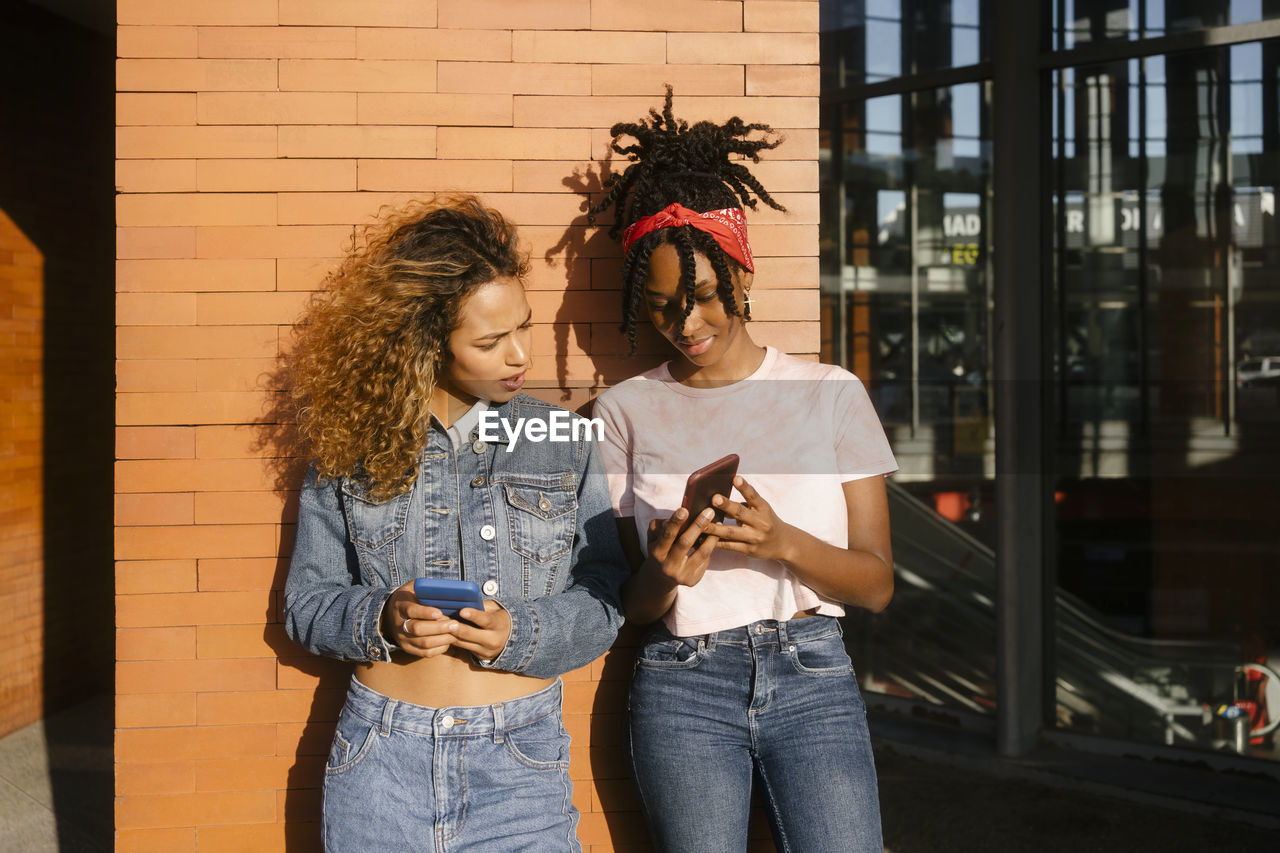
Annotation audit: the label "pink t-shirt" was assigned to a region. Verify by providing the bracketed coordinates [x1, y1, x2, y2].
[593, 346, 898, 636]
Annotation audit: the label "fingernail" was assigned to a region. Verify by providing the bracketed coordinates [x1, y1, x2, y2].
[448, 622, 458, 632]
[700, 508, 714, 520]
[675, 508, 688, 519]
[711, 495, 722, 506]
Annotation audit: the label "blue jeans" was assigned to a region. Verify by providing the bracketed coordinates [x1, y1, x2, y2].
[627, 616, 883, 853]
[323, 676, 581, 852]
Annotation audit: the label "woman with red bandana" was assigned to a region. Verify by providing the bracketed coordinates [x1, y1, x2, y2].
[589, 90, 897, 853]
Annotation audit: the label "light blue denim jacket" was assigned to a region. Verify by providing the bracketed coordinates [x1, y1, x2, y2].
[284, 394, 627, 679]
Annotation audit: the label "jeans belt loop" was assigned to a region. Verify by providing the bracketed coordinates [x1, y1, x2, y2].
[703, 631, 716, 653]
[491, 702, 505, 744]
[777, 619, 790, 650]
[379, 699, 396, 737]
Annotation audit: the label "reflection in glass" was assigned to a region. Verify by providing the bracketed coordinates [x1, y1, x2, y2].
[821, 81, 997, 715]
[1053, 1, 1280, 49]
[1051, 41, 1280, 760]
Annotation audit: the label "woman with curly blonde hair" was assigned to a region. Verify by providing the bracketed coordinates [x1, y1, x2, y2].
[284, 194, 626, 851]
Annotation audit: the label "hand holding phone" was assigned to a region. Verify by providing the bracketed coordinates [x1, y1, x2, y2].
[681, 454, 739, 535]
[413, 578, 484, 618]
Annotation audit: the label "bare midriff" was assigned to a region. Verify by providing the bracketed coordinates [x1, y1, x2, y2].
[356, 648, 554, 709]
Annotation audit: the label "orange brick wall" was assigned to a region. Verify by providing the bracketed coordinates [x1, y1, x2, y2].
[0, 211, 43, 738]
[114, 1, 819, 849]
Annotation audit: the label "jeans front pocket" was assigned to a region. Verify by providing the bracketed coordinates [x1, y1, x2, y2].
[325, 708, 380, 776]
[787, 631, 856, 677]
[635, 635, 705, 670]
[504, 712, 571, 772]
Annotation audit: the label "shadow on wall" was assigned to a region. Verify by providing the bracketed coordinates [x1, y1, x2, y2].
[0, 0, 114, 849]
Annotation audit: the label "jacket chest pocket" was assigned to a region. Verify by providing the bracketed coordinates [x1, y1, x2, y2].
[501, 479, 575, 564]
[340, 481, 412, 550]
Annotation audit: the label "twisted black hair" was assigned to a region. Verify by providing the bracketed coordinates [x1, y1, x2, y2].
[588, 86, 786, 353]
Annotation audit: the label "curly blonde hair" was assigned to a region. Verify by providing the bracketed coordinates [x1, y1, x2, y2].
[289, 194, 528, 501]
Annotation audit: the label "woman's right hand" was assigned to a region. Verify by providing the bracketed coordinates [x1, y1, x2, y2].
[644, 507, 719, 588]
[381, 582, 460, 658]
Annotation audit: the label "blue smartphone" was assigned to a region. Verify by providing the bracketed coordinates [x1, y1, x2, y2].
[413, 578, 484, 617]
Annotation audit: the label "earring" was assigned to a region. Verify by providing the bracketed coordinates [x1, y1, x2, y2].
[743, 289, 753, 321]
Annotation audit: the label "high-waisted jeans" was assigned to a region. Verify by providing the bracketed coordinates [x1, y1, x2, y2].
[322, 675, 580, 852]
[627, 616, 883, 853]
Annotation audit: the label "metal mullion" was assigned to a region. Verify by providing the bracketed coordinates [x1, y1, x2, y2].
[1041, 19, 1280, 71]
[823, 62, 995, 106]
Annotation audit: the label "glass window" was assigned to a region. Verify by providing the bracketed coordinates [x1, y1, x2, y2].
[1053, 1, 1280, 49]
[1050, 41, 1280, 761]
[821, 0, 991, 89]
[821, 80, 998, 717]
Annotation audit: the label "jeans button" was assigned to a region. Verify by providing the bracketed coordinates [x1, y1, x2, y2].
[470, 475, 485, 488]
[754, 624, 764, 634]
[479, 524, 496, 541]
[482, 580, 498, 596]
[440, 715, 455, 729]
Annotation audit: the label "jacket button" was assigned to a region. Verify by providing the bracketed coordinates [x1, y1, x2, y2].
[479, 524, 496, 541]
[537, 495, 552, 512]
[470, 475, 485, 487]
[482, 580, 498, 596]
[472, 439, 486, 454]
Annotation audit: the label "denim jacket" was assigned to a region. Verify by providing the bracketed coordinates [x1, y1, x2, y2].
[284, 394, 627, 680]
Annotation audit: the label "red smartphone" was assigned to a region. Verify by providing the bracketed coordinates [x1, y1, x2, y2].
[681, 454, 740, 530]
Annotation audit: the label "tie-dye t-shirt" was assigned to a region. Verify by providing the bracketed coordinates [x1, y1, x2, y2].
[594, 346, 898, 636]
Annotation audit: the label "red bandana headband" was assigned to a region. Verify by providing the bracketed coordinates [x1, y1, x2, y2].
[621, 203, 755, 273]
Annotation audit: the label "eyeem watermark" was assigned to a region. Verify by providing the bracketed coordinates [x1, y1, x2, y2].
[479, 410, 603, 451]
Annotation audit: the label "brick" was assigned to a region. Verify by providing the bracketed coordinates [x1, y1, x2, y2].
[438, 128, 589, 160]
[197, 621, 290, 661]
[195, 425, 285, 460]
[280, 59, 436, 92]
[276, 191, 415, 226]
[116, 193, 276, 227]
[117, 227, 197, 260]
[745, 0, 821, 32]
[195, 755, 300, 790]
[116, 125, 277, 159]
[116, 692, 197, 728]
[114, 827, 195, 853]
[512, 160, 611, 193]
[116, 292, 197, 325]
[116, 560, 198, 595]
[117, 626, 197, 661]
[117, 26, 198, 57]
[197, 92, 357, 125]
[116, 93, 196, 126]
[197, 291, 310, 325]
[117, 325, 278, 361]
[747, 223, 818, 257]
[197, 159, 355, 192]
[194, 358, 284, 393]
[278, 125, 436, 159]
[115, 492, 196, 527]
[668, 32, 820, 64]
[117, 259, 277, 293]
[275, 256, 339, 290]
[116, 658, 277, 693]
[591, 0, 743, 31]
[276, 657, 350, 691]
[115, 458, 278, 493]
[521, 225, 615, 259]
[197, 555, 286, 591]
[115, 761, 196, 796]
[280, 0, 437, 27]
[746, 190, 818, 224]
[512, 31, 665, 64]
[115, 524, 279, 560]
[746, 63, 820, 96]
[116, 790, 276, 829]
[196, 225, 354, 259]
[197, 692, 282, 726]
[357, 93, 512, 126]
[358, 159, 512, 192]
[750, 158, 818, 191]
[591, 64, 743, 96]
[116, 426, 196, 460]
[116, 391, 269, 425]
[197, 824, 298, 851]
[517, 95, 817, 129]
[751, 320, 820, 352]
[117, 1, 277, 26]
[116, 160, 197, 193]
[198, 26, 356, 58]
[441, 0, 588, 28]
[438, 62, 590, 96]
[117, 58, 277, 92]
[356, 28, 510, 61]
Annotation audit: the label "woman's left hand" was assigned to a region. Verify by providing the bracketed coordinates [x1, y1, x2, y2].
[706, 476, 798, 564]
[448, 599, 512, 663]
